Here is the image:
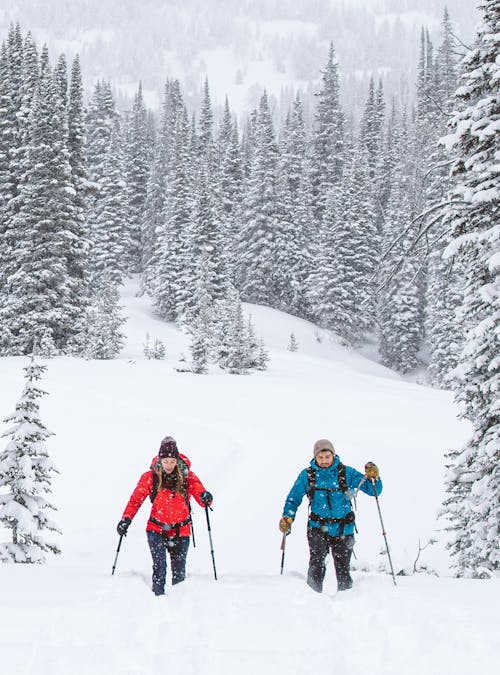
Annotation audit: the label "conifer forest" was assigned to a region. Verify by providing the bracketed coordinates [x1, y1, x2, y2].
[0, 1, 498, 575]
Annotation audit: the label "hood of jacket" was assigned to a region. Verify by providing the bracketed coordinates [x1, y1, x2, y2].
[309, 453, 340, 473]
[151, 452, 191, 475]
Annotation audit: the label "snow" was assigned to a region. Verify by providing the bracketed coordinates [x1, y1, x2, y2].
[0, 277, 498, 674]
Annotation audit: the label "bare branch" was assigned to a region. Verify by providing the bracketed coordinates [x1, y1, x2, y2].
[451, 31, 473, 52]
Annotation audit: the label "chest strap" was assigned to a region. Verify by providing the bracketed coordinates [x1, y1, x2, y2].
[309, 510, 355, 537]
[149, 515, 191, 537]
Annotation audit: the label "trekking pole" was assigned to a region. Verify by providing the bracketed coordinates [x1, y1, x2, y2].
[111, 535, 124, 576]
[204, 505, 217, 580]
[280, 532, 289, 575]
[370, 478, 397, 586]
[189, 503, 196, 548]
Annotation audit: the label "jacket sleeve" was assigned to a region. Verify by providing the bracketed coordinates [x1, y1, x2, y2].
[187, 470, 208, 507]
[122, 471, 152, 520]
[282, 469, 309, 519]
[345, 465, 382, 497]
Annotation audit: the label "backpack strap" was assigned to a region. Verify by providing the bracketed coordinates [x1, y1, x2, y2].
[307, 462, 348, 502]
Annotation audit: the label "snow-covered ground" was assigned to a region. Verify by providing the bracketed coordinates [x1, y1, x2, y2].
[1, 279, 498, 674]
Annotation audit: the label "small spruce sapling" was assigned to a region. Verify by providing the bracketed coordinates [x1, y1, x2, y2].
[287, 332, 299, 352]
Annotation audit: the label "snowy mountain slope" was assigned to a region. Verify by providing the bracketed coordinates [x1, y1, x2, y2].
[0, 279, 497, 675]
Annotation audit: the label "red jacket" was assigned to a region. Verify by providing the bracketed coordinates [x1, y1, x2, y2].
[122, 454, 207, 537]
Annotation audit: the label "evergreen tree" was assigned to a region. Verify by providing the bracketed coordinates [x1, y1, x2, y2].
[223, 298, 250, 375]
[424, 10, 462, 386]
[197, 77, 215, 165]
[0, 43, 15, 294]
[310, 43, 344, 224]
[308, 184, 357, 343]
[378, 113, 422, 374]
[54, 53, 67, 109]
[237, 90, 278, 304]
[142, 79, 184, 287]
[81, 274, 126, 359]
[273, 94, 313, 317]
[441, 0, 500, 576]
[124, 82, 149, 272]
[153, 103, 193, 321]
[216, 97, 242, 286]
[86, 80, 116, 187]
[0, 47, 87, 355]
[0, 357, 61, 563]
[92, 118, 130, 283]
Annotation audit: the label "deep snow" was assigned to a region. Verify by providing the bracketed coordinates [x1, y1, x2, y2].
[0, 279, 498, 674]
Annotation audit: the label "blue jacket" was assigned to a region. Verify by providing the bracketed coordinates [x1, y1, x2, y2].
[282, 455, 382, 537]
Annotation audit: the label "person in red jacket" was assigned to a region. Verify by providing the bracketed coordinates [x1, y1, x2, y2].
[117, 436, 212, 595]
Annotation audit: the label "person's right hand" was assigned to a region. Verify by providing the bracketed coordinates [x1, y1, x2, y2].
[279, 516, 293, 534]
[117, 517, 131, 536]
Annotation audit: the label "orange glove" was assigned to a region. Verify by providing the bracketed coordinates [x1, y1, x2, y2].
[279, 516, 293, 534]
[365, 462, 379, 480]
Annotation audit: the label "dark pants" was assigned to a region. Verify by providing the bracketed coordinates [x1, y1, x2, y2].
[147, 531, 190, 595]
[307, 527, 354, 592]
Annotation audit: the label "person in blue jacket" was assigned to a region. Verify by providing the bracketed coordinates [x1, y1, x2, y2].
[279, 438, 382, 592]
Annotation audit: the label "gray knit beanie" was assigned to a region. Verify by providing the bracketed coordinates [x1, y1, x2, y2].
[313, 439, 335, 457]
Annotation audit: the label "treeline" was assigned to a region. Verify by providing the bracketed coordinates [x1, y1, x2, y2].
[0, 13, 460, 379]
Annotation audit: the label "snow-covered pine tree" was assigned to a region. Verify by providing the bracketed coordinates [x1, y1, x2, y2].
[424, 9, 463, 386]
[441, 0, 500, 576]
[186, 264, 215, 374]
[0, 43, 14, 300]
[273, 93, 313, 317]
[197, 77, 215, 166]
[67, 54, 89, 238]
[80, 274, 126, 359]
[237, 90, 278, 304]
[54, 53, 67, 108]
[0, 45, 87, 355]
[308, 181, 358, 344]
[143, 333, 166, 360]
[92, 118, 130, 283]
[86, 80, 116, 188]
[287, 332, 299, 352]
[341, 138, 380, 340]
[0, 357, 61, 563]
[182, 164, 228, 321]
[153, 101, 193, 322]
[124, 82, 149, 273]
[216, 97, 242, 286]
[220, 297, 249, 374]
[310, 42, 345, 224]
[142, 79, 184, 289]
[377, 112, 422, 373]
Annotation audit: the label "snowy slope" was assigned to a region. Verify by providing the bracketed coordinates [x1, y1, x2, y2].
[0, 279, 497, 675]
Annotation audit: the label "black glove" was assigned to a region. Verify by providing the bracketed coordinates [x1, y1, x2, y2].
[200, 491, 213, 506]
[117, 517, 131, 536]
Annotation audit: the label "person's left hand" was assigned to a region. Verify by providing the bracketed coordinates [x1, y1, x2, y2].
[200, 491, 213, 506]
[365, 462, 379, 480]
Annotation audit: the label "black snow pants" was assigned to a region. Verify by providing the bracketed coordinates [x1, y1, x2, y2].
[307, 526, 354, 592]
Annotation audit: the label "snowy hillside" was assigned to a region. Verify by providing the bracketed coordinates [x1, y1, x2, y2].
[0, 280, 497, 674]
